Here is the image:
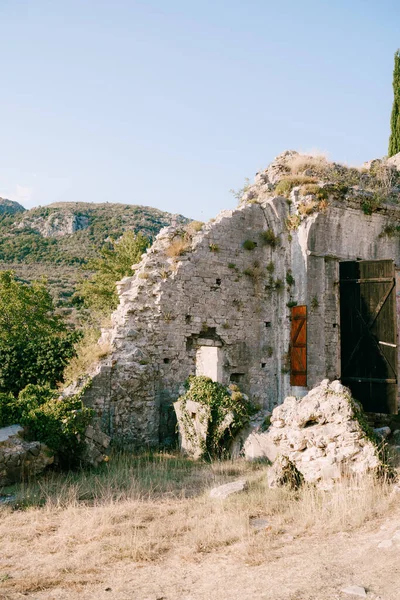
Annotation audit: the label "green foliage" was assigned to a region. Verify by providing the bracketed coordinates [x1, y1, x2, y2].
[0, 384, 94, 467]
[266, 261, 275, 274]
[77, 231, 150, 313]
[389, 50, 400, 157]
[209, 243, 219, 252]
[299, 183, 328, 200]
[286, 270, 295, 286]
[242, 239, 257, 251]
[275, 176, 318, 197]
[179, 376, 255, 459]
[361, 194, 382, 215]
[260, 229, 279, 248]
[0, 272, 80, 395]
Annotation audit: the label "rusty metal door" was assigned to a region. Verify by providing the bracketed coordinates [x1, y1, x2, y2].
[340, 260, 398, 413]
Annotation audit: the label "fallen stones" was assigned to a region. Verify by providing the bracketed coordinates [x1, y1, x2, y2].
[0, 425, 54, 485]
[341, 585, 367, 598]
[82, 425, 111, 467]
[209, 479, 247, 499]
[248, 380, 381, 488]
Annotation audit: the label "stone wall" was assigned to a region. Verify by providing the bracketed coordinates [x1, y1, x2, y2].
[79, 153, 400, 446]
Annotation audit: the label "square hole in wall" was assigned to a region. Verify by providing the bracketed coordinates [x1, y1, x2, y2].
[216, 278, 221, 286]
[265, 322, 271, 328]
[163, 358, 170, 364]
[230, 373, 245, 384]
[261, 363, 266, 368]
[185, 314, 191, 324]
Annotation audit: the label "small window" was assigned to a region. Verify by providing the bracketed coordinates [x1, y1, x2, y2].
[230, 373, 245, 384]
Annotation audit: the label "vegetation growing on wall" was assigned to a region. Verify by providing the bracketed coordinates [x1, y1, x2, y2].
[177, 376, 255, 459]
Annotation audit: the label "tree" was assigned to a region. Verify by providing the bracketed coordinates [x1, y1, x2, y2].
[389, 49, 400, 157]
[77, 231, 150, 313]
[0, 271, 79, 395]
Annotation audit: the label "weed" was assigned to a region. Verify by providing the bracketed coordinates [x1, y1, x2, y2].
[266, 261, 275, 274]
[260, 229, 279, 248]
[286, 270, 295, 286]
[285, 214, 301, 231]
[166, 237, 190, 258]
[209, 243, 219, 252]
[275, 176, 318, 197]
[243, 240, 257, 251]
[311, 296, 319, 309]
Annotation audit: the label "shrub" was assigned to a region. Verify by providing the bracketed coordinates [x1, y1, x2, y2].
[0, 272, 80, 396]
[0, 384, 94, 467]
[178, 376, 255, 458]
[275, 176, 318, 197]
[242, 240, 257, 251]
[260, 229, 279, 248]
[165, 237, 190, 258]
[186, 221, 204, 234]
[286, 270, 295, 286]
[285, 214, 301, 231]
[299, 183, 328, 200]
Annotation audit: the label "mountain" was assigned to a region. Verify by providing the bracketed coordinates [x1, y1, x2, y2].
[0, 201, 189, 316]
[0, 198, 25, 216]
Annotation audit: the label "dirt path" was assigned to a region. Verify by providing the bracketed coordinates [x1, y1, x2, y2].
[3, 509, 400, 600]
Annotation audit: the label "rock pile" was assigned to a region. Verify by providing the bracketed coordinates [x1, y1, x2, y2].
[244, 380, 381, 487]
[0, 425, 54, 485]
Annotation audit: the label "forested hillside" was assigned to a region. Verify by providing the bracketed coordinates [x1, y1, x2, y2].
[0, 200, 189, 317]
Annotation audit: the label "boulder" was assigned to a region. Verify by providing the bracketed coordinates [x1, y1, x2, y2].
[174, 399, 211, 459]
[209, 479, 248, 499]
[253, 380, 381, 488]
[0, 425, 54, 485]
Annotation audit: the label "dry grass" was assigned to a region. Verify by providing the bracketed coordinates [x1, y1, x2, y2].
[289, 153, 331, 177]
[0, 452, 398, 598]
[165, 236, 190, 258]
[63, 327, 111, 384]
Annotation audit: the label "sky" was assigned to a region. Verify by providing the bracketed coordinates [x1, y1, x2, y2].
[0, 1, 399, 221]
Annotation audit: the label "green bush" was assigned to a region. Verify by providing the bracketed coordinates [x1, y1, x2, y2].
[178, 376, 256, 459]
[0, 384, 94, 467]
[260, 229, 279, 248]
[242, 239, 257, 251]
[0, 272, 81, 396]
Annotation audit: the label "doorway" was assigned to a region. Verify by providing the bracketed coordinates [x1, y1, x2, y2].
[339, 259, 398, 414]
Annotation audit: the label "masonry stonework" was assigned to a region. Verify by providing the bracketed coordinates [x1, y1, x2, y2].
[79, 152, 400, 447]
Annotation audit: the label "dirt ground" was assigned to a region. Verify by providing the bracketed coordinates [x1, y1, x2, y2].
[1, 455, 400, 600]
[1, 504, 400, 600]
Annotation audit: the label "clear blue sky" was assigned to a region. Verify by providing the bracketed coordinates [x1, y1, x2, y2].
[0, 1, 399, 220]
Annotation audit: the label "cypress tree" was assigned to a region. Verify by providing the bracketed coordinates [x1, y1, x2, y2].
[389, 49, 400, 157]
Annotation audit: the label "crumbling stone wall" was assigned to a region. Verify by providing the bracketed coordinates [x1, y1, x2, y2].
[80, 152, 400, 446]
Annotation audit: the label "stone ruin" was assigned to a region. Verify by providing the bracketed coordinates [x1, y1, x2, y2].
[244, 380, 381, 487]
[70, 150, 400, 451]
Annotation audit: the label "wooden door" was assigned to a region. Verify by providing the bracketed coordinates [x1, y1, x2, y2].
[290, 305, 307, 387]
[340, 260, 398, 414]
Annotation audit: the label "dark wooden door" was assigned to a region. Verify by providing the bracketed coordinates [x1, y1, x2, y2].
[290, 305, 307, 387]
[340, 260, 398, 414]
